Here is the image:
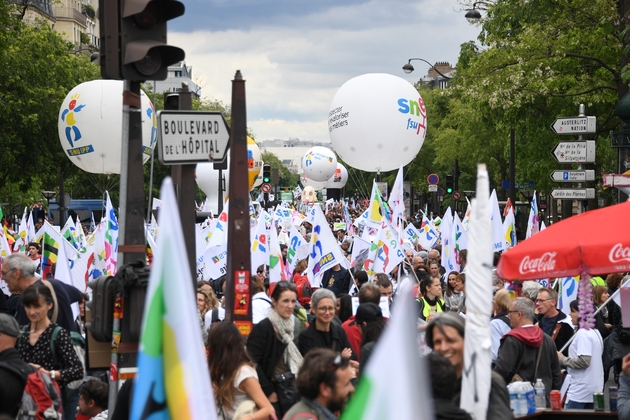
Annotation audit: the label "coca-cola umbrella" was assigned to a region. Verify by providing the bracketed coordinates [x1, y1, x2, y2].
[497, 201, 630, 280]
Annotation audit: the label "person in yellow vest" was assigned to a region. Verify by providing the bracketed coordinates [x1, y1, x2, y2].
[417, 276, 445, 321]
[591, 276, 606, 287]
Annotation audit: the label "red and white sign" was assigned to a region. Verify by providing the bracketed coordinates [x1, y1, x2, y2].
[261, 183, 272, 193]
[452, 190, 462, 201]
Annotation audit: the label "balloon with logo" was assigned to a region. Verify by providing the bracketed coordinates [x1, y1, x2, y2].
[328, 73, 427, 172]
[58, 80, 156, 174]
[325, 163, 348, 189]
[300, 172, 327, 191]
[301, 146, 337, 182]
[301, 186, 317, 204]
[247, 137, 263, 190]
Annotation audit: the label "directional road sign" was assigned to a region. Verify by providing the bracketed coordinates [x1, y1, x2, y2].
[550, 170, 595, 182]
[602, 173, 630, 188]
[550, 188, 595, 200]
[551, 140, 596, 163]
[550, 116, 596, 135]
[157, 110, 230, 165]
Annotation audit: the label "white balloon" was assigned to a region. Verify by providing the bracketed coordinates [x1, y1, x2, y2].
[252, 161, 264, 188]
[300, 172, 327, 191]
[195, 159, 230, 214]
[325, 163, 348, 189]
[301, 146, 337, 182]
[58, 80, 156, 174]
[328, 73, 426, 172]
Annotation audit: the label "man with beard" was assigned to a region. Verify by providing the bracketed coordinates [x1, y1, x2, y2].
[284, 348, 355, 420]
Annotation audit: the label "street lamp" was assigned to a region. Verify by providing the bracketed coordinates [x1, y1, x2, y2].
[464, 1, 492, 24]
[402, 58, 452, 79]
[42, 190, 56, 220]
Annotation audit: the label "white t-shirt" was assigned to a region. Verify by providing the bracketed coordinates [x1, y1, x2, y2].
[252, 292, 272, 324]
[219, 364, 258, 420]
[567, 328, 604, 403]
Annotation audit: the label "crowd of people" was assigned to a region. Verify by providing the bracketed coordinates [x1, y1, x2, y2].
[1, 214, 630, 420]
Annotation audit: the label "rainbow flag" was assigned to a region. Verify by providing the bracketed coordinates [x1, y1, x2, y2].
[131, 177, 215, 420]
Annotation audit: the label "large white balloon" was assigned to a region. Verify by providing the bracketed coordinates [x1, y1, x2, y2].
[58, 80, 156, 174]
[300, 172, 327, 191]
[328, 73, 426, 172]
[301, 146, 337, 182]
[195, 160, 230, 214]
[325, 163, 348, 189]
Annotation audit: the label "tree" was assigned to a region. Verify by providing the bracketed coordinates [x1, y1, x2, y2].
[260, 151, 299, 188]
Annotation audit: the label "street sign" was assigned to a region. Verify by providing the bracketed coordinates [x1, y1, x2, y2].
[550, 188, 595, 200]
[452, 190, 462, 201]
[551, 140, 596, 163]
[427, 174, 439, 185]
[550, 170, 595, 182]
[550, 116, 596, 135]
[437, 188, 444, 197]
[428, 184, 438, 192]
[157, 110, 230, 165]
[261, 183, 272, 193]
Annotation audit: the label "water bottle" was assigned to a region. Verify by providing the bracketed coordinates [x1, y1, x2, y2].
[509, 389, 519, 414]
[534, 378, 546, 409]
[517, 387, 528, 416]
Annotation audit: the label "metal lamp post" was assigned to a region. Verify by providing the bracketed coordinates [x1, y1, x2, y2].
[42, 190, 56, 220]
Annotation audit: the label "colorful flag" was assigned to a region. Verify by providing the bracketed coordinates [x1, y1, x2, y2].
[370, 221, 405, 276]
[104, 192, 118, 275]
[440, 208, 458, 272]
[417, 214, 439, 250]
[525, 191, 539, 239]
[250, 211, 269, 274]
[502, 207, 517, 249]
[559, 276, 578, 315]
[367, 181, 386, 229]
[462, 197, 472, 231]
[131, 177, 215, 420]
[488, 190, 505, 252]
[306, 206, 347, 287]
[343, 204, 355, 236]
[268, 216, 287, 284]
[13, 207, 28, 252]
[285, 225, 305, 279]
[341, 285, 431, 420]
[503, 197, 514, 218]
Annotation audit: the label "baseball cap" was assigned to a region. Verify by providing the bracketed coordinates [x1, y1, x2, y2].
[355, 303, 383, 324]
[0, 313, 20, 338]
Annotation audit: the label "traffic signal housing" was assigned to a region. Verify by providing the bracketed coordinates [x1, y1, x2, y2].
[445, 174, 454, 194]
[262, 164, 271, 184]
[85, 276, 114, 342]
[163, 92, 180, 110]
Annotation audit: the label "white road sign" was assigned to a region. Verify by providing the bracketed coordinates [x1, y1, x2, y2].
[428, 184, 438, 192]
[157, 110, 230, 165]
[550, 188, 595, 200]
[550, 116, 596, 135]
[550, 170, 595, 182]
[551, 140, 596, 163]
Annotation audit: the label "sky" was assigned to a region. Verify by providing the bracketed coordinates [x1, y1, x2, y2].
[168, 0, 481, 144]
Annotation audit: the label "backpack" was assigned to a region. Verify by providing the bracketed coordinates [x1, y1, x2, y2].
[0, 361, 63, 420]
[50, 327, 86, 394]
[294, 275, 312, 305]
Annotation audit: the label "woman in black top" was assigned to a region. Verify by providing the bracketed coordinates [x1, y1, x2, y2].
[15, 283, 83, 388]
[298, 288, 354, 359]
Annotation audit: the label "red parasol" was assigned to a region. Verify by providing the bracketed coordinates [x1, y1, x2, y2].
[497, 201, 630, 280]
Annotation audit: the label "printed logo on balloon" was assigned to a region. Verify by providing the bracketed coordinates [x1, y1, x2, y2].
[61, 94, 91, 155]
[398, 96, 427, 136]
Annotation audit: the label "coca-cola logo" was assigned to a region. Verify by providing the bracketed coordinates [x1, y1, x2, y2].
[519, 252, 557, 274]
[609, 243, 630, 264]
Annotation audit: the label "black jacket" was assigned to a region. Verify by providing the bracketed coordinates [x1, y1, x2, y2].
[0, 348, 35, 418]
[297, 321, 355, 360]
[535, 311, 574, 355]
[321, 267, 351, 296]
[246, 318, 288, 397]
[452, 372, 513, 420]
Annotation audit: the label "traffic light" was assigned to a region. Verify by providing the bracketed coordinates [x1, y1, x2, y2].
[163, 92, 180, 110]
[85, 276, 114, 342]
[445, 174, 454, 194]
[119, 0, 186, 81]
[99, 0, 121, 79]
[262, 164, 271, 184]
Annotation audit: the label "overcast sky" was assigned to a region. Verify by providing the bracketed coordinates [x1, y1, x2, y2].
[169, 0, 481, 143]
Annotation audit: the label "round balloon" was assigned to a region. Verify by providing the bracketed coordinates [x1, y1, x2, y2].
[58, 80, 156, 174]
[325, 163, 348, 189]
[195, 159, 230, 214]
[252, 161, 264, 189]
[300, 172, 327, 191]
[247, 137, 262, 189]
[328, 73, 426, 172]
[301, 146, 337, 182]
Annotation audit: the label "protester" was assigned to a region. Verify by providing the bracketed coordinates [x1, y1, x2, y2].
[354, 303, 385, 373]
[490, 289, 512, 363]
[0, 313, 35, 418]
[2, 253, 83, 333]
[417, 276, 445, 321]
[16, 283, 84, 419]
[298, 289, 355, 360]
[535, 287, 574, 354]
[283, 349, 354, 420]
[209, 322, 275, 420]
[494, 297, 562, 403]
[251, 275, 272, 324]
[247, 281, 302, 417]
[618, 352, 630, 420]
[425, 313, 513, 420]
[426, 352, 472, 420]
[374, 273, 393, 304]
[291, 259, 312, 308]
[557, 299, 604, 409]
[321, 263, 351, 297]
[335, 294, 353, 324]
[592, 285, 612, 340]
[521, 280, 542, 303]
[444, 272, 465, 313]
[78, 379, 109, 419]
[341, 283, 381, 360]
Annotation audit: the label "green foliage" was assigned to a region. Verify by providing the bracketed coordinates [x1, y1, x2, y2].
[260, 151, 299, 188]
